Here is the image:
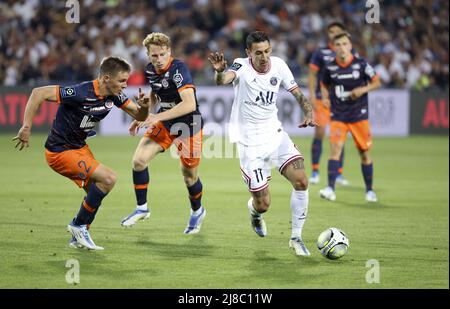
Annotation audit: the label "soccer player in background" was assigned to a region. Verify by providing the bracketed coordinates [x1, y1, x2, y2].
[319, 32, 381, 202]
[208, 31, 316, 256]
[13, 56, 150, 250]
[121, 33, 206, 234]
[308, 22, 353, 186]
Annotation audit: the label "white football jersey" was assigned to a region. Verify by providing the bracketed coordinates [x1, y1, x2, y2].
[228, 56, 299, 146]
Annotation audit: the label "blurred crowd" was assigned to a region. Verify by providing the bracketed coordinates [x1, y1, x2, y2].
[0, 0, 448, 90]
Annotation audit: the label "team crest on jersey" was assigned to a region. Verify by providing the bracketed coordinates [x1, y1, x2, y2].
[352, 70, 360, 79]
[173, 70, 183, 87]
[230, 62, 242, 71]
[105, 100, 114, 109]
[270, 77, 278, 86]
[61, 87, 76, 98]
[162, 79, 169, 88]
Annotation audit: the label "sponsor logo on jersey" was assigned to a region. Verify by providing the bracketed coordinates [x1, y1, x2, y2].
[230, 62, 242, 71]
[61, 87, 76, 98]
[352, 64, 361, 69]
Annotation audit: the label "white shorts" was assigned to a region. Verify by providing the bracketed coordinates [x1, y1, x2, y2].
[238, 130, 303, 192]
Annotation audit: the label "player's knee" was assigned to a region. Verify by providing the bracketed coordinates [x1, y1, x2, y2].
[293, 176, 308, 190]
[104, 171, 117, 188]
[132, 157, 148, 171]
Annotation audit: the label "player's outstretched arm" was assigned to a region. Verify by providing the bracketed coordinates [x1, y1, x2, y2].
[291, 88, 317, 128]
[208, 52, 235, 85]
[12, 86, 58, 150]
[137, 88, 196, 129]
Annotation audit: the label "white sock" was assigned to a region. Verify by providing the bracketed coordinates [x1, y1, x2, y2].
[137, 203, 148, 211]
[192, 206, 203, 216]
[290, 189, 308, 238]
[247, 197, 260, 216]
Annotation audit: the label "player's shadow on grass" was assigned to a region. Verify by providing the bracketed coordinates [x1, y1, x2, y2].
[244, 250, 324, 285]
[136, 236, 215, 258]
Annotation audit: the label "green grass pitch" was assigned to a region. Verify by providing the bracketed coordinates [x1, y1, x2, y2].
[0, 134, 448, 288]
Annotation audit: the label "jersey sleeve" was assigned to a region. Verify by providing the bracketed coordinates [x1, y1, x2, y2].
[279, 59, 299, 92]
[227, 58, 245, 80]
[308, 49, 323, 72]
[172, 62, 195, 92]
[113, 92, 132, 109]
[56, 84, 83, 105]
[363, 60, 379, 81]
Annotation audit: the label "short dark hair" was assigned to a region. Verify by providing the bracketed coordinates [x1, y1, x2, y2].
[332, 32, 352, 43]
[99, 56, 131, 76]
[327, 22, 346, 31]
[246, 31, 270, 49]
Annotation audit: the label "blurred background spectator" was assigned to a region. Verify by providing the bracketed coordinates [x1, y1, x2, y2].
[0, 0, 448, 90]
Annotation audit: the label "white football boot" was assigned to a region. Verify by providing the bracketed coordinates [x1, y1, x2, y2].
[365, 190, 378, 202]
[67, 223, 104, 250]
[183, 207, 207, 234]
[289, 237, 311, 256]
[247, 198, 267, 237]
[319, 186, 336, 202]
[121, 209, 151, 227]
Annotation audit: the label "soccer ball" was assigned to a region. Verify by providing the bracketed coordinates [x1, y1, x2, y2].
[317, 227, 349, 260]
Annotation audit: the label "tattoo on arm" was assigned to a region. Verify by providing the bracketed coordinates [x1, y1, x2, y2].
[293, 91, 313, 118]
[215, 71, 224, 85]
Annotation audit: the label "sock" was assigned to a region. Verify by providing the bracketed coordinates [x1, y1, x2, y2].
[290, 189, 309, 238]
[338, 147, 345, 175]
[247, 198, 260, 216]
[311, 138, 322, 172]
[361, 163, 373, 192]
[133, 167, 149, 207]
[192, 206, 203, 216]
[73, 183, 107, 225]
[187, 178, 203, 211]
[137, 203, 148, 211]
[327, 159, 340, 190]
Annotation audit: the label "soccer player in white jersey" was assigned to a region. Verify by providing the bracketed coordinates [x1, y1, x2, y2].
[208, 31, 316, 256]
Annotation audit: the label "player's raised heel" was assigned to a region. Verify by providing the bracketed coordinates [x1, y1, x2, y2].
[365, 190, 378, 202]
[309, 171, 320, 185]
[336, 174, 350, 186]
[67, 223, 104, 250]
[319, 186, 336, 201]
[247, 199, 267, 237]
[121, 209, 151, 227]
[184, 207, 206, 234]
[289, 237, 310, 256]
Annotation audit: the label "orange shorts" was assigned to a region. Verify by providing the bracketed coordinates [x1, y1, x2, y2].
[314, 99, 331, 127]
[45, 145, 100, 189]
[330, 120, 373, 152]
[144, 121, 202, 168]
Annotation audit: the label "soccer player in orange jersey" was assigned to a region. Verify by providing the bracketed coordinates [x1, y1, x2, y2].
[319, 32, 381, 202]
[13, 56, 150, 250]
[120, 33, 206, 234]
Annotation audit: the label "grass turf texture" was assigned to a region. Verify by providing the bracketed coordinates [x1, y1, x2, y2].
[0, 134, 448, 288]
